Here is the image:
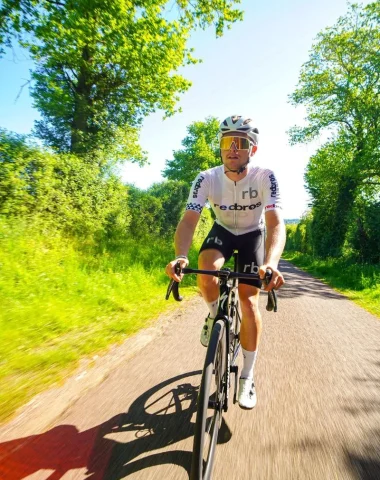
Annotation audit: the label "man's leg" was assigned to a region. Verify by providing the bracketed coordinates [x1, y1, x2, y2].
[197, 249, 225, 346]
[197, 248, 225, 302]
[238, 284, 262, 352]
[237, 284, 261, 408]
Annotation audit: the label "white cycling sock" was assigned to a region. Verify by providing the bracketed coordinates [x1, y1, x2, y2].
[206, 299, 219, 319]
[241, 348, 258, 380]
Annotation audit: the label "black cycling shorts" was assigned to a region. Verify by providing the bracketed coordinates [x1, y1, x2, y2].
[199, 223, 264, 288]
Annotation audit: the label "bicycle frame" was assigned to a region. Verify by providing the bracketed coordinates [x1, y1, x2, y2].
[210, 253, 240, 412]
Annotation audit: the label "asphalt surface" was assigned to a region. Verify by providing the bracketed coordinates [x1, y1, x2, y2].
[1, 260, 380, 479]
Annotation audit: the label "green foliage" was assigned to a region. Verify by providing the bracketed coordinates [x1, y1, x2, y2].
[348, 198, 380, 263]
[285, 212, 313, 255]
[0, 216, 202, 421]
[126, 179, 213, 240]
[193, 205, 214, 244]
[126, 185, 165, 238]
[304, 136, 359, 256]
[0, 127, 213, 243]
[289, 2, 380, 157]
[148, 180, 191, 234]
[0, 128, 130, 237]
[0, 1, 243, 161]
[285, 193, 380, 264]
[163, 116, 221, 183]
[285, 224, 297, 249]
[288, 2, 380, 261]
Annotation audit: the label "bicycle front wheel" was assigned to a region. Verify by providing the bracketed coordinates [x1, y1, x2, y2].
[191, 319, 226, 480]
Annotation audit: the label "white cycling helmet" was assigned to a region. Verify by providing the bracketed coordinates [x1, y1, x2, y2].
[218, 115, 259, 145]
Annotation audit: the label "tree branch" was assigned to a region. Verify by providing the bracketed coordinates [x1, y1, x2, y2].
[324, 117, 355, 134]
[14, 79, 31, 103]
[44, 0, 66, 7]
[61, 67, 77, 94]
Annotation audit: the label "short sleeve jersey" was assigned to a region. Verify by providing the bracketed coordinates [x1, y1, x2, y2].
[186, 164, 282, 235]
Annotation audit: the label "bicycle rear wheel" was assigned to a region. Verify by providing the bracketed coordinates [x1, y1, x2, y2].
[191, 319, 226, 480]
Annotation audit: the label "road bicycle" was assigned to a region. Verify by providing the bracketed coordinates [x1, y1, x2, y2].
[166, 252, 277, 479]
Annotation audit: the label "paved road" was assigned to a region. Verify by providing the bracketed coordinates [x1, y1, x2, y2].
[1, 261, 380, 479]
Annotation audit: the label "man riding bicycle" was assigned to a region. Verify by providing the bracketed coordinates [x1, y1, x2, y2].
[165, 115, 286, 409]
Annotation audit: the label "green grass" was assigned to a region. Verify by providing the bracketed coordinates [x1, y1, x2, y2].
[282, 251, 380, 318]
[4, 218, 378, 424]
[0, 219, 201, 422]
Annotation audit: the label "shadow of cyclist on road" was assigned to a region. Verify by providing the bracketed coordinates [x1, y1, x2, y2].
[0, 370, 233, 479]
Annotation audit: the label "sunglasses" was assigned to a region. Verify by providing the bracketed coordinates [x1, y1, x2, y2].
[220, 136, 252, 150]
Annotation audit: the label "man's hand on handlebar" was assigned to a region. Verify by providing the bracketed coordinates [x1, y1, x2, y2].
[259, 264, 285, 291]
[165, 257, 189, 282]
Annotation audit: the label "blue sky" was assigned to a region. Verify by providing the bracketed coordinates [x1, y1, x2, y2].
[0, 0, 371, 218]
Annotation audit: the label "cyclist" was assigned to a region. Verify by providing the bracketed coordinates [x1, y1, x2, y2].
[165, 115, 286, 409]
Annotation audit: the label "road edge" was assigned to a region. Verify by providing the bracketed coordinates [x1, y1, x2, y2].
[0, 294, 203, 441]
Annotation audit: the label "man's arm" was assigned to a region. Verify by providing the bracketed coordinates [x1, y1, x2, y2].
[260, 209, 286, 290]
[175, 210, 200, 257]
[165, 210, 200, 281]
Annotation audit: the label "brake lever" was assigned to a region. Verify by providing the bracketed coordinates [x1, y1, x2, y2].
[165, 262, 183, 302]
[264, 269, 278, 312]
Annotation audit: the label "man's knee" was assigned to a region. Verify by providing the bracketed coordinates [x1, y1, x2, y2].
[197, 250, 224, 289]
[198, 249, 224, 269]
[238, 284, 260, 314]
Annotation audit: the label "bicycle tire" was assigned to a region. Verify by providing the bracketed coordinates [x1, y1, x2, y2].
[191, 319, 226, 480]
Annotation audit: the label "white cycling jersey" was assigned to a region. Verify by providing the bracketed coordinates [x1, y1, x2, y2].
[186, 163, 282, 235]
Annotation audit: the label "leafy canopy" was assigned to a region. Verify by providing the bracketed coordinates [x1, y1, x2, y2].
[163, 116, 221, 183]
[288, 1, 380, 258]
[0, 0, 243, 164]
[289, 2, 380, 158]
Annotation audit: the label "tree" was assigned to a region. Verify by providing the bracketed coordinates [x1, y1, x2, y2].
[126, 185, 164, 238]
[285, 211, 313, 255]
[289, 2, 380, 158]
[289, 1, 380, 188]
[148, 180, 189, 235]
[304, 135, 355, 256]
[349, 197, 380, 262]
[288, 2, 380, 257]
[125, 180, 189, 238]
[0, 1, 243, 164]
[163, 116, 221, 183]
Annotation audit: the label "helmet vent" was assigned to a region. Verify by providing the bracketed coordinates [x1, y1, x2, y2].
[218, 115, 259, 145]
